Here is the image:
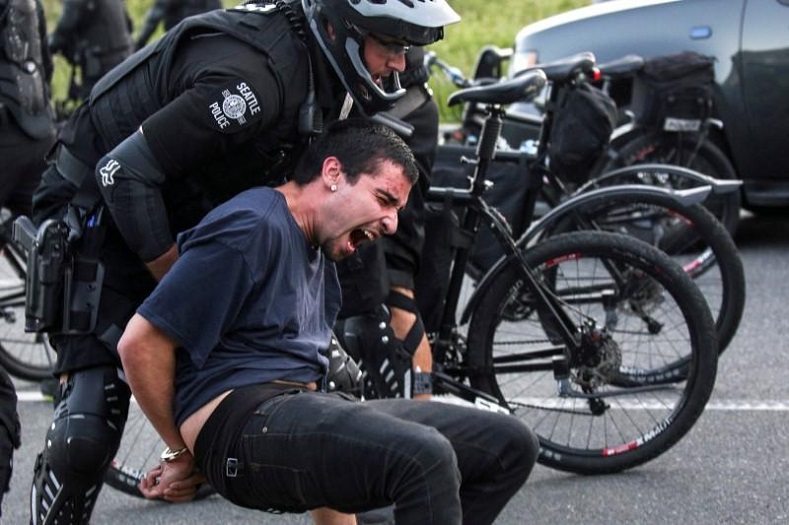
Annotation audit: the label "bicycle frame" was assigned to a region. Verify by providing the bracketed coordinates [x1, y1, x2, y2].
[425, 59, 724, 405]
[427, 68, 607, 392]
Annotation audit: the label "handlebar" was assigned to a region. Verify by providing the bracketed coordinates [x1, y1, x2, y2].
[424, 51, 471, 88]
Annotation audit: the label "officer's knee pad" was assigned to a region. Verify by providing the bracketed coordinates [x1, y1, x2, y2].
[45, 366, 130, 475]
[31, 366, 131, 524]
[335, 305, 413, 400]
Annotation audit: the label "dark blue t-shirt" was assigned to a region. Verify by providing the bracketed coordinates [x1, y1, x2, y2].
[137, 187, 341, 425]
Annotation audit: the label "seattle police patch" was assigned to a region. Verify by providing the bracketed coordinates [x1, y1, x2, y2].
[207, 80, 263, 132]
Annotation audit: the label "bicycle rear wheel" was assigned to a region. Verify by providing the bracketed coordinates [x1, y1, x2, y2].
[541, 193, 744, 354]
[0, 254, 56, 381]
[596, 130, 741, 234]
[467, 231, 718, 474]
[103, 397, 215, 500]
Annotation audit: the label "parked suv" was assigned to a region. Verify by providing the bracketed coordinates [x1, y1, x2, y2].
[507, 0, 789, 210]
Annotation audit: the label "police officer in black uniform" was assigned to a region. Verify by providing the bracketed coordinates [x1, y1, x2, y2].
[0, 0, 56, 516]
[27, 0, 460, 522]
[336, 45, 440, 401]
[134, 0, 223, 50]
[1, 0, 55, 222]
[48, 0, 132, 102]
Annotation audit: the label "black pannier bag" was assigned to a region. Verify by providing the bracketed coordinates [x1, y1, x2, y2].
[548, 82, 618, 184]
[631, 51, 716, 131]
[424, 145, 537, 279]
[418, 144, 538, 332]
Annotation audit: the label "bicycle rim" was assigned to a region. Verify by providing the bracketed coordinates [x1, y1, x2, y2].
[467, 231, 718, 474]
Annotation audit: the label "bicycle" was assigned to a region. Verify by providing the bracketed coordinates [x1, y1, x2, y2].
[2, 51, 744, 386]
[436, 48, 742, 236]
[104, 65, 718, 492]
[0, 208, 56, 381]
[429, 51, 745, 358]
[418, 63, 718, 474]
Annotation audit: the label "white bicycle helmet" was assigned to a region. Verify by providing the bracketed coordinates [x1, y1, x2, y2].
[302, 0, 460, 114]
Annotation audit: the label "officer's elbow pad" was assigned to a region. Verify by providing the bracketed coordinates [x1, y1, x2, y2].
[95, 131, 173, 261]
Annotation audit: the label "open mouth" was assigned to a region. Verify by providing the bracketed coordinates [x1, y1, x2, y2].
[349, 228, 375, 249]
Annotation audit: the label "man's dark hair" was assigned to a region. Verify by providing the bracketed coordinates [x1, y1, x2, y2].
[293, 118, 418, 186]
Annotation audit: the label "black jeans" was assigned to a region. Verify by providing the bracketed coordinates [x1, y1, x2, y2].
[196, 390, 538, 525]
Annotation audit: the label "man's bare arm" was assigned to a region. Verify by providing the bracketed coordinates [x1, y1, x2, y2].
[117, 313, 204, 501]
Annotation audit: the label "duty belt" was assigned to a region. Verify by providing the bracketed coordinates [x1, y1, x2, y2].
[54, 145, 103, 210]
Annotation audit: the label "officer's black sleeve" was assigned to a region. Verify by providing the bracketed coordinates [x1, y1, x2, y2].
[141, 38, 284, 177]
[95, 38, 284, 263]
[95, 131, 173, 262]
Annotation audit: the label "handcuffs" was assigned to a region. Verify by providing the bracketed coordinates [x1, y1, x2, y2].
[160, 446, 190, 463]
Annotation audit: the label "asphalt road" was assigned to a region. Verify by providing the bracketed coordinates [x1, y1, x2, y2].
[3, 210, 788, 524]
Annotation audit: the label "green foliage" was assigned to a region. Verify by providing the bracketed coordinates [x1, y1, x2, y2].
[41, 0, 589, 122]
[426, 0, 590, 121]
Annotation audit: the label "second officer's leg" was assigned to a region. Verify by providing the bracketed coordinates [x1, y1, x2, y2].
[0, 365, 20, 520]
[30, 365, 131, 524]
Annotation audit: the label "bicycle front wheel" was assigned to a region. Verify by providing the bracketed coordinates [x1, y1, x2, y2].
[467, 231, 718, 474]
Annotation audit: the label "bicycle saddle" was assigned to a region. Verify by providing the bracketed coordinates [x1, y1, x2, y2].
[514, 51, 596, 84]
[597, 54, 645, 79]
[447, 69, 547, 107]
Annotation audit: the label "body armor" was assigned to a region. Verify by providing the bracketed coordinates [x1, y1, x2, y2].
[88, 4, 311, 208]
[0, 0, 54, 138]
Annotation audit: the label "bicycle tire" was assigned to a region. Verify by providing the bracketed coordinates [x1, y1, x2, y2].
[0, 255, 56, 381]
[467, 231, 718, 474]
[540, 193, 745, 354]
[103, 397, 216, 500]
[595, 130, 741, 235]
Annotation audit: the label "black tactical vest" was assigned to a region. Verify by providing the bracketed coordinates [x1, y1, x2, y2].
[88, 3, 313, 213]
[0, 0, 54, 138]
